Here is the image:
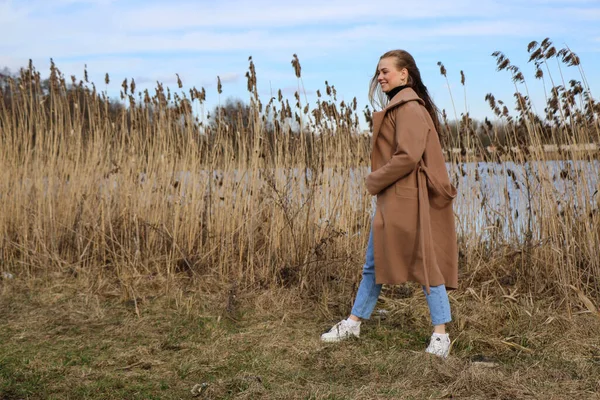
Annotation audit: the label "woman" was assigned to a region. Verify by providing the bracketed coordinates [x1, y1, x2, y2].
[321, 50, 458, 358]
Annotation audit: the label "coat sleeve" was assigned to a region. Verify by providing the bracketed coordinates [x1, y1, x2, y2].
[365, 102, 429, 195]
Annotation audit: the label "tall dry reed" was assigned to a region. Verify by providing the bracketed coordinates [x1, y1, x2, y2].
[0, 39, 599, 311]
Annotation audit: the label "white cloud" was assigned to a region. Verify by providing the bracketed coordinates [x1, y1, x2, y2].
[3, 18, 558, 63]
[1, 0, 595, 63]
[427, 20, 556, 37]
[523, 0, 598, 3]
[219, 73, 241, 83]
[558, 7, 600, 20]
[0, 1, 27, 26]
[116, 0, 501, 31]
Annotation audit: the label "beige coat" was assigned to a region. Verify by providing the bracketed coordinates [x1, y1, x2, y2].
[365, 88, 458, 292]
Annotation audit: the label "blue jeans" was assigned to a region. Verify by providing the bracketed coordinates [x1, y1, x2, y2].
[350, 220, 452, 326]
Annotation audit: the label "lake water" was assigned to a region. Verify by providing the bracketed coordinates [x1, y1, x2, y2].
[171, 160, 599, 240]
[450, 160, 599, 240]
[6, 160, 599, 241]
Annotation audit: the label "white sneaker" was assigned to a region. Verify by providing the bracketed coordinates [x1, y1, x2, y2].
[425, 333, 451, 358]
[320, 319, 360, 342]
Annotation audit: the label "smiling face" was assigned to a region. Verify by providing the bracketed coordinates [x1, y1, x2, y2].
[377, 57, 408, 93]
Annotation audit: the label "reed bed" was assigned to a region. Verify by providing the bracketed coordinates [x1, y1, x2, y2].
[1, 38, 599, 313]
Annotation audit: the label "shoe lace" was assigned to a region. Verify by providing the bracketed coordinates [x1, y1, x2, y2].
[428, 337, 444, 349]
[329, 320, 346, 333]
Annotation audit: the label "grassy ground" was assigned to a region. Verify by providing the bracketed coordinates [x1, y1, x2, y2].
[1, 275, 600, 400]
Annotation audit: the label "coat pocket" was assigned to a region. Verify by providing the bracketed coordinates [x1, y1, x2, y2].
[394, 185, 418, 199]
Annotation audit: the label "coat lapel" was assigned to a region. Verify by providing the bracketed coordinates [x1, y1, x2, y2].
[371, 88, 423, 164]
[371, 110, 385, 147]
[372, 88, 424, 139]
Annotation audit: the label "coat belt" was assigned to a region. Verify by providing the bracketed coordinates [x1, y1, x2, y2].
[417, 163, 456, 294]
[417, 164, 432, 294]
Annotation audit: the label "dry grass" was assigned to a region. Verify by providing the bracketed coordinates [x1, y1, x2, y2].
[0, 38, 600, 398]
[0, 39, 598, 305]
[1, 277, 600, 399]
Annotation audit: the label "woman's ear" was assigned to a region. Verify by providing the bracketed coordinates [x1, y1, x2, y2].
[401, 68, 409, 85]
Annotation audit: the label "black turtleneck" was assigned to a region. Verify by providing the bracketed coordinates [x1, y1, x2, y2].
[386, 85, 409, 101]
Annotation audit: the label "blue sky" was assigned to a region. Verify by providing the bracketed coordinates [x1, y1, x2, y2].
[1, 0, 599, 127]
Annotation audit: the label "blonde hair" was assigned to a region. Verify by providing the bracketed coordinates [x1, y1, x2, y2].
[369, 50, 441, 133]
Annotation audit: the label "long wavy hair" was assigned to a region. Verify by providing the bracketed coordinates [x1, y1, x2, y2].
[369, 50, 441, 133]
